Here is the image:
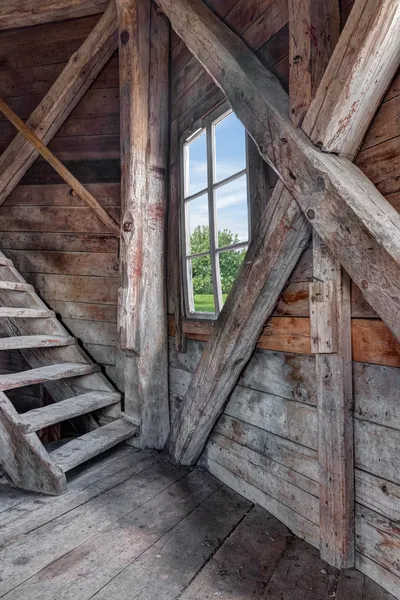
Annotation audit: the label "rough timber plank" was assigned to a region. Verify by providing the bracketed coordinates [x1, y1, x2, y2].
[0, 335, 75, 351]
[50, 419, 137, 472]
[0, 362, 99, 391]
[201, 456, 319, 548]
[0, 448, 154, 546]
[261, 536, 339, 598]
[0, 459, 191, 597]
[0, 307, 54, 318]
[313, 238, 354, 568]
[0, 392, 66, 495]
[162, 0, 400, 466]
[0, 281, 33, 291]
[20, 391, 121, 433]
[180, 505, 291, 600]
[89, 484, 251, 600]
[0, 2, 118, 204]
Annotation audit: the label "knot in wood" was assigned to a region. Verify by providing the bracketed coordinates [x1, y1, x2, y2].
[123, 220, 133, 233]
[120, 30, 130, 45]
[307, 209, 315, 220]
[293, 55, 302, 64]
[361, 279, 369, 290]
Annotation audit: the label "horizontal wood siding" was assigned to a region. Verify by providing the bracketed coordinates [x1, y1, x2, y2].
[0, 15, 120, 389]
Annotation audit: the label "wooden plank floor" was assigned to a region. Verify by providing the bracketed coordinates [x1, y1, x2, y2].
[0, 445, 395, 600]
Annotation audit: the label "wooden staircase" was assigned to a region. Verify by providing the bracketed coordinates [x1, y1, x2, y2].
[0, 251, 138, 495]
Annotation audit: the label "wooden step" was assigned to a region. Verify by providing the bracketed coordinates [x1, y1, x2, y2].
[19, 391, 121, 433]
[0, 362, 100, 391]
[0, 334, 75, 351]
[50, 419, 138, 472]
[0, 307, 55, 318]
[0, 257, 13, 266]
[0, 281, 33, 291]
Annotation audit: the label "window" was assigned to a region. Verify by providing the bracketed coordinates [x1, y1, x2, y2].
[181, 107, 250, 318]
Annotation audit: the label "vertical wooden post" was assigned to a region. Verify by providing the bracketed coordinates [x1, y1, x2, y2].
[289, 0, 354, 569]
[312, 236, 354, 568]
[116, 0, 170, 448]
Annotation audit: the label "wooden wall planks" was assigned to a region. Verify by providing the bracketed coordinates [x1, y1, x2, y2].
[167, 0, 400, 585]
[0, 15, 121, 386]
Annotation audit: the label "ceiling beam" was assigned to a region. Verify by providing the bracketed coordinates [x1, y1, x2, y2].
[160, 0, 400, 466]
[0, 0, 107, 31]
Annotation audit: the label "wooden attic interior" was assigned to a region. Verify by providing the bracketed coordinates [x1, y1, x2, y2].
[0, 0, 399, 598]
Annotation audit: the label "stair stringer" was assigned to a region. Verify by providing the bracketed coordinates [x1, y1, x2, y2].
[0, 392, 66, 495]
[0, 251, 121, 423]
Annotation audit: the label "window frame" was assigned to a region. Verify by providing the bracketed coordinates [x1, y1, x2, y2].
[180, 102, 251, 320]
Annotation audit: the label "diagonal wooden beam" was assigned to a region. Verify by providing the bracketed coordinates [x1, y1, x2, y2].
[161, 0, 400, 465]
[0, 1, 117, 204]
[0, 98, 120, 236]
[0, 0, 107, 31]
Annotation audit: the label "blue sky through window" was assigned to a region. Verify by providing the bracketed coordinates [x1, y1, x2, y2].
[185, 111, 248, 247]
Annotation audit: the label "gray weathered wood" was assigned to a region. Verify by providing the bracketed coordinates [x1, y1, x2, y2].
[0, 308, 55, 318]
[0, 363, 99, 392]
[161, 0, 400, 465]
[303, 0, 400, 159]
[314, 235, 354, 568]
[180, 506, 291, 600]
[51, 419, 138, 472]
[0, 335, 75, 351]
[20, 391, 121, 433]
[201, 456, 319, 548]
[0, 2, 118, 203]
[0, 281, 33, 291]
[0, 392, 66, 495]
[116, 0, 169, 448]
[204, 436, 319, 524]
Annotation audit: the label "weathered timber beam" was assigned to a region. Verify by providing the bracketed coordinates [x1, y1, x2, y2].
[161, 0, 400, 465]
[0, 1, 117, 204]
[290, 0, 355, 570]
[0, 0, 107, 30]
[0, 98, 120, 237]
[115, 0, 170, 448]
[303, 0, 400, 159]
[289, 0, 340, 127]
[290, 0, 354, 569]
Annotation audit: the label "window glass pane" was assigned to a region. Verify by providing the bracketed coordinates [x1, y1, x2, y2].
[187, 194, 210, 254]
[215, 175, 248, 248]
[214, 112, 246, 183]
[219, 247, 247, 305]
[184, 130, 207, 197]
[187, 255, 215, 314]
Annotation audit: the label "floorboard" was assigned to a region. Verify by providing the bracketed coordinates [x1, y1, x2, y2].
[0, 446, 395, 600]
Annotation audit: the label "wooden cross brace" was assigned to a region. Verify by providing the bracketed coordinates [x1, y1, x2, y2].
[158, 0, 400, 464]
